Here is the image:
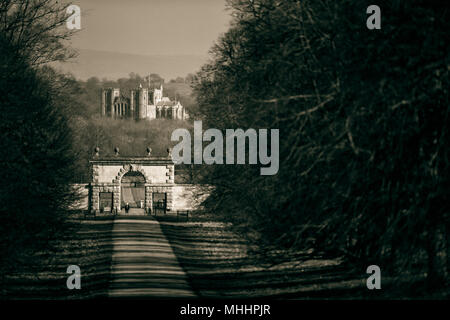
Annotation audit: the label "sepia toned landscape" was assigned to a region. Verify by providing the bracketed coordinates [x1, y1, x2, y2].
[0, 0, 448, 302]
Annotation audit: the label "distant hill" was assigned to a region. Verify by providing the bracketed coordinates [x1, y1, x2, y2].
[56, 49, 207, 81]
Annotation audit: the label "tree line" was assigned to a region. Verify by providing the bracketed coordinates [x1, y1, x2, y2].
[193, 0, 449, 292]
[0, 0, 79, 278]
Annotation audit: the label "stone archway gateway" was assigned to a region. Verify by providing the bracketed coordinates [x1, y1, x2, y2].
[121, 171, 146, 211]
[89, 150, 174, 214]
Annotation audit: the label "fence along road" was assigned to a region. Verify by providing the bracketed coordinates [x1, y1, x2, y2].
[108, 216, 196, 298]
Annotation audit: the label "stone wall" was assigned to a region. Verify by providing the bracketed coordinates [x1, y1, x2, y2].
[71, 183, 212, 212]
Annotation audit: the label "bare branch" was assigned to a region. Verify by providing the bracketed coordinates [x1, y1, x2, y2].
[390, 100, 410, 110]
[295, 96, 334, 118]
[255, 93, 331, 103]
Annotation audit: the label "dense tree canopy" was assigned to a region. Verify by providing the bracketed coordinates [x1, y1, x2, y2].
[0, 0, 78, 275]
[0, 34, 78, 274]
[194, 0, 449, 287]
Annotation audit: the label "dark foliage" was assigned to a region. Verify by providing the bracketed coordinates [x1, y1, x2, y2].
[194, 0, 449, 288]
[0, 33, 78, 275]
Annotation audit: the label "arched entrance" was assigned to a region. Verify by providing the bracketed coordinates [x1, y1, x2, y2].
[121, 171, 145, 214]
[89, 156, 176, 214]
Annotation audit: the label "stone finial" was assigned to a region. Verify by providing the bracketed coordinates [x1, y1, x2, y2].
[114, 147, 120, 156]
[167, 148, 172, 157]
[94, 147, 100, 157]
[146, 147, 152, 157]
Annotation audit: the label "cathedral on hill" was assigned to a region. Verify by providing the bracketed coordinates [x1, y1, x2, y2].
[101, 81, 188, 120]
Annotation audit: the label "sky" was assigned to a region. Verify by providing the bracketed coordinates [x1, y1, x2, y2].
[70, 0, 232, 56]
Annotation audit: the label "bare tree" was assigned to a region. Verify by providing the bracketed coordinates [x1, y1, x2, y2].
[0, 0, 77, 66]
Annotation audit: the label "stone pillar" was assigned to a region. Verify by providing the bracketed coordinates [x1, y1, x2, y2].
[113, 185, 121, 211]
[91, 185, 100, 211]
[145, 186, 152, 213]
[166, 187, 174, 211]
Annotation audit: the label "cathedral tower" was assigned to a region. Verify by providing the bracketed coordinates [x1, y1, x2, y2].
[131, 84, 148, 120]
